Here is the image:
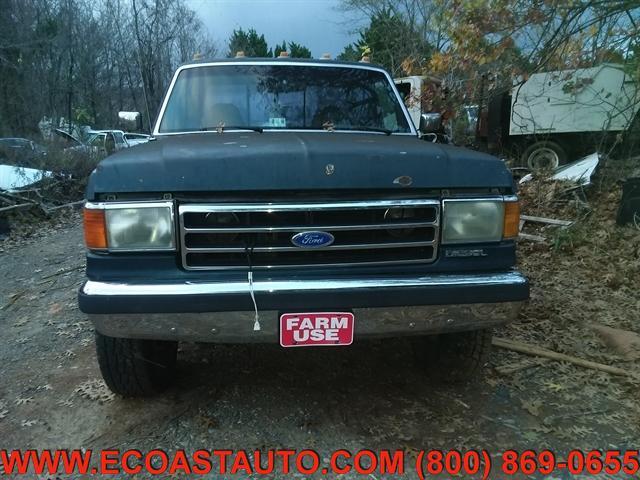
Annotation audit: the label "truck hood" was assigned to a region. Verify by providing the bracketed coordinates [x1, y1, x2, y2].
[86, 132, 513, 197]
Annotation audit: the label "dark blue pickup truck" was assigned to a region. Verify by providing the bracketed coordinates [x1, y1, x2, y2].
[78, 58, 528, 396]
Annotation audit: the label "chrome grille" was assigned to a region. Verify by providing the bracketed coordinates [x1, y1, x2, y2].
[179, 199, 440, 270]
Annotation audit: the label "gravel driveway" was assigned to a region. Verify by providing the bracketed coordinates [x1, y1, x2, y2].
[1, 219, 638, 478]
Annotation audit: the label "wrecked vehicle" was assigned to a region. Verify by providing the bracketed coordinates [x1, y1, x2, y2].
[78, 58, 529, 396]
[0, 137, 47, 166]
[52, 128, 106, 157]
[123, 132, 150, 147]
[93, 130, 130, 151]
[478, 64, 639, 169]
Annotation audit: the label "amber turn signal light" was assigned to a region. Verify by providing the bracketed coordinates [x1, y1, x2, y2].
[83, 207, 107, 249]
[503, 200, 520, 239]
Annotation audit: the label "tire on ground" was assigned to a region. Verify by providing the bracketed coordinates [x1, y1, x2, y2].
[520, 140, 567, 170]
[412, 329, 492, 383]
[95, 331, 178, 397]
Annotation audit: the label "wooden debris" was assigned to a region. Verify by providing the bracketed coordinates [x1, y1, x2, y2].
[46, 200, 85, 212]
[0, 203, 35, 214]
[0, 179, 84, 236]
[40, 264, 84, 280]
[591, 324, 640, 361]
[520, 215, 573, 227]
[495, 358, 551, 375]
[1, 291, 26, 311]
[518, 232, 546, 243]
[0, 191, 34, 204]
[517, 213, 573, 243]
[493, 337, 633, 378]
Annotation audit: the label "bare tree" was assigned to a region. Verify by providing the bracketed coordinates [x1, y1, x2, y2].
[0, 0, 217, 136]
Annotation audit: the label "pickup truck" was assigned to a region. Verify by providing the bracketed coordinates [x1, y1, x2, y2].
[78, 57, 529, 396]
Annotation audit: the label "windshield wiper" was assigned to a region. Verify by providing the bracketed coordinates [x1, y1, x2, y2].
[200, 125, 263, 133]
[333, 126, 393, 136]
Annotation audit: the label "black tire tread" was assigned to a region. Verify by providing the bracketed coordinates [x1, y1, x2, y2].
[447, 329, 493, 381]
[95, 332, 177, 397]
[413, 329, 493, 383]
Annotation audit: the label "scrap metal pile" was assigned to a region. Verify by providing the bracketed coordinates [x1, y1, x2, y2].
[516, 153, 640, 244]
[0, 170, 85, 241]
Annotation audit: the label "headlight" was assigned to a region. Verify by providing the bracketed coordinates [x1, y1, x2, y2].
[384, 207, 417, 237]
[84, 202, 175, 251]
[442, 199, 504, 244]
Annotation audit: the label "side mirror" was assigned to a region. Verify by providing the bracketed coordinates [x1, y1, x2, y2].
[419, 113, 442, 134]
[118, 111, 143, 132]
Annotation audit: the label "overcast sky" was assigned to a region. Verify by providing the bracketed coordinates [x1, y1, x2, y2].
[187, 0, 362, 58]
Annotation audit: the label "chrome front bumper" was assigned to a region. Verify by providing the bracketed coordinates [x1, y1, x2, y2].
[89, 303, 523, 342]
[82, 271, 528, 343]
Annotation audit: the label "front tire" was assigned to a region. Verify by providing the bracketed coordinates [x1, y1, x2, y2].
[412, 329, 492, 383]
[95, 331, 178, 397]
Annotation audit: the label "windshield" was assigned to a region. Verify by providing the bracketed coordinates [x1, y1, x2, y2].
[158, 64, 412, 134]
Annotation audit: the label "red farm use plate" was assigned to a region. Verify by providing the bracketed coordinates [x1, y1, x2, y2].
[279, 312, 355, 348]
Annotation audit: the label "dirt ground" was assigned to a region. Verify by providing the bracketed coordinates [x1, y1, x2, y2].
[1, 189, 639, 478]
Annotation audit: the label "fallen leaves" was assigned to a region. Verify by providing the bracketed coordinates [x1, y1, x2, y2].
[57, 398, 74, 408]
[74, 380, 115, 404]
[499, 162, 640, 445]
[542, 381, 564, 393]
[12, 317, 27, 327]
[513, 169, 640, 360]
[572, 425, 595, 437]
[48, 303, 63, 315]
[521, 399, 543, 417]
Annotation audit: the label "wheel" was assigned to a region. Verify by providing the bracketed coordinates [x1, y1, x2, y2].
[412, 329, 492, 383]
[521, 140, 567, 170]
[95, 331, 178, 397]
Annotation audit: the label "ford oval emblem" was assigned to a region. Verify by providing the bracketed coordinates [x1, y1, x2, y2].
[291, 231, 335, 248]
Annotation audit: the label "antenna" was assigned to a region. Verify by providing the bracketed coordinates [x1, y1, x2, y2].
[131, 0, 153, 133]
[136, 50, 153, 133]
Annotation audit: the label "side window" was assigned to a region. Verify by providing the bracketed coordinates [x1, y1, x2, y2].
[89, 135, 105, 147]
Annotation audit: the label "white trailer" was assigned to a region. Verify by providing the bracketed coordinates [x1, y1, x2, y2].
[508, 64, 639, 168]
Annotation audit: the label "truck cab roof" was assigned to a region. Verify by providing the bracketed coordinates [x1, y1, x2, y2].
[180, 56, 384, 69]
